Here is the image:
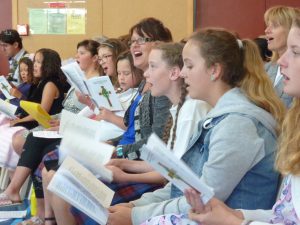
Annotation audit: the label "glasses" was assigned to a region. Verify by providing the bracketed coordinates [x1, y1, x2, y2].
[98, 54, 112, 63]
[128, 37, 153, 46]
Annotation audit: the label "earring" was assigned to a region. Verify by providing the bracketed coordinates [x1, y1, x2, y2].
[210, 74, 215, 81]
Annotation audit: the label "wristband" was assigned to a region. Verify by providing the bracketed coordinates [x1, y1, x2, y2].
[116, 145, 124, 158]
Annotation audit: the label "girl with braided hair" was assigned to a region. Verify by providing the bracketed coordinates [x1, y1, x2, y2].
[106, 42, 210, 181]
[107, 27, 285, 225]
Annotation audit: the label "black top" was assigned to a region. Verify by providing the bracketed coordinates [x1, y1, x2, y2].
[14, 76, 66, 130]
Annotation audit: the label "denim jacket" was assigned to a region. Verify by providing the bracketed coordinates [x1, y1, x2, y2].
[131, 88, 279, 224]
[171, 112, 278, 209]
[171, 89, 278, 209]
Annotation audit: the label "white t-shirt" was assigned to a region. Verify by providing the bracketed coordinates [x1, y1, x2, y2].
[168, 97, 211, 159]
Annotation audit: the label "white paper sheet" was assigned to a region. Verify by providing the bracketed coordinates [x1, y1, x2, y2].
[140, 133, 214, 204]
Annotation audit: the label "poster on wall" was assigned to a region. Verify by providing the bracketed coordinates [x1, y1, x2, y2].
[29, 9, 48, 34]
[48, 9, 67, 34]
[67, 8, 86, 34]
[28, 8, 86, 35]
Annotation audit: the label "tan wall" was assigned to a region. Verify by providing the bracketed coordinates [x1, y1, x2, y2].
[13, 0, 193, 60]
[102, 0, 193, 41]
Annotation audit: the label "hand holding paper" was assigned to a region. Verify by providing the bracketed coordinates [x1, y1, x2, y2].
[140, 133, 214, 204]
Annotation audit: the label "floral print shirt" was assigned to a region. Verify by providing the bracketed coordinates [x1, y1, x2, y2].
[270, 175, 300, 224]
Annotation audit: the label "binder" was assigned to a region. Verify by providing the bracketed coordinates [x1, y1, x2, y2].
[20, 100, 51, 128]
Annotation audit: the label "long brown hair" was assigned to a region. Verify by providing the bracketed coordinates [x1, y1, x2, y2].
[276, 16, 300, 175]
[189, 28, 285, 131]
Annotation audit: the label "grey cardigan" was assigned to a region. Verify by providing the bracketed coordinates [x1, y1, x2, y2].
[113, 91, 171, 157]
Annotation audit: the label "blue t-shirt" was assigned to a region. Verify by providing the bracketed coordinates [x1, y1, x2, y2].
[118, 93, 142, 145]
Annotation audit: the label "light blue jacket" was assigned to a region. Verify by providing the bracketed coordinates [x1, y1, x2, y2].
[171, 88, 279, 209]
[131, 88, 279, 225]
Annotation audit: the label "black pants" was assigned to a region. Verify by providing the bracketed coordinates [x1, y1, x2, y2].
[17, 132, 61, 198]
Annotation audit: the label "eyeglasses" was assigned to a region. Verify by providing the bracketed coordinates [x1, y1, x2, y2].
[98, 54, 112, 63]
[128, 37, 153, 46]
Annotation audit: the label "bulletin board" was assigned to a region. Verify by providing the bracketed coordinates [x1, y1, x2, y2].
[13, 0, 103, 59]
[29, 7, 86, 35]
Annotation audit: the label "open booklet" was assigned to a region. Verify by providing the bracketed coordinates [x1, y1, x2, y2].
[0, 99, 17, 119]
[48, 156, 114, 225]
[20, 100, 51, 128]
[140, 133, 214, 204]
[58, 126, 114, 180]
[46, 109, 114, 180]
[0, 76, 15, 100]
[61, 62, 122, 111]
[32, 109, 98, 139]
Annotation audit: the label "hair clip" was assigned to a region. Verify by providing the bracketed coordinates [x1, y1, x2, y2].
[101, 42, 114, 48]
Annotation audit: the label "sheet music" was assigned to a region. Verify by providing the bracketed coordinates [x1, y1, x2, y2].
[58, 125, 114, 178]
[0, 76, 14, 100]
[48, 157, 114, 225]
[59, 109, 100, 138]
[140, 133, 214, 204]
[0, 99, 17, 119]
[61, 62, 89, 95]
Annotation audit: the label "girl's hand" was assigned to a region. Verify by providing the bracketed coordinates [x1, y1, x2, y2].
[106, 158, 129, 170]
[10, 87, 22, 99]
[75, 91, 95, 110]
[105, 165, 128, 183]
[10, 118, 20, 127]
[107, 205, 132, 225]
[185, 188, 205, 214]
[46, 126, 59, 131]
[188, 198, 243, 225]
[94, 107, 114, 122]
[49, 118, 60, 127]
[185, 189, 244, 225]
